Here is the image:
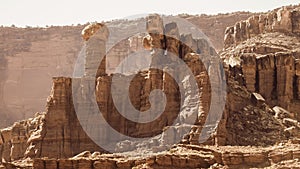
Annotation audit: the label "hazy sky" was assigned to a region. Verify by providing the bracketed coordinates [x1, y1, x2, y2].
[1, 0, 299, 27]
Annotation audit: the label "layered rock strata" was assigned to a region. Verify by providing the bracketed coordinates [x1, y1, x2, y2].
[3, 142, 300, 169]
[224, 5, 300, 48]
[2, 6, 300, 168]
[222, 6, 300, 122]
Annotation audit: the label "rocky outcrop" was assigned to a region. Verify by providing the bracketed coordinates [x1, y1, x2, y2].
[221, 5, 300, 124]
[26, 142, 300, 169]
[3, 142, 300, 168]
[0, 112, 45, 162]
[220, 5, 300, 151]
[25, 77, 102, 159]
[224, 5, 300, 48]
[223, 78, 285, 146]
[223, 39, 300, 121]
[80, 15, 223, 147]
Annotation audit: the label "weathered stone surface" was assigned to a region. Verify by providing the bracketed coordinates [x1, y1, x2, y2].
[81, 23, 109, 41]
[58, 159, 73, 169]
[224, 78, 285, 146]
[4, 5, 300, 169]
[256, 54, 275, 101]
[33, 158, 45, 169]
[221, 6, 300, 123]
[0, 15, 220, 169]
[82, 23, 109, 77]
[26, 143, 300, 169]
[251, 92, 265, 106]
[165, 22, 180, 57]
[180, 34, 197, 57]
[273, 7, 293, 33]
[146, 14, 164, 50]
[224, 50, 300, 121]
[283, 118, 299, 127]
[24, 77, 102, 159]
[224, 6, 300, 47]
[292, 9, 300, 33]
[275, 53, 295, 108]
[0, 12, 252, 128]
[187, 12, 253, 50]
[155, 154, 172, 166]
[295, 59, 300, 100]
[273, 106, 293, 120]
[0, 113, 45, 162]
[44, 159, 58, 169]
[93, 159, 116, 169]
[241, 54, 256, 92]
[0, 16, 224, 162]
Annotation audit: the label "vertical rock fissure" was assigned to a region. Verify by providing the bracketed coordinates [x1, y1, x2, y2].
[0, 132, 4, 163]
[272, 59, 278, 101]
[293, 74, 298, 100]
[255, 62, 259, 92]
[61, 126, 64, 158]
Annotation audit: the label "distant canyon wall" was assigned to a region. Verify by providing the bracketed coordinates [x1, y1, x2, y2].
[0, 26, 84, 127]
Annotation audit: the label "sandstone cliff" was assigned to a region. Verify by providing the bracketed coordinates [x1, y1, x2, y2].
[0, 12, 253, 128]
[2, 4, 300, 169]
[0, 14, 224, 160]
[222, 5, 300, 124]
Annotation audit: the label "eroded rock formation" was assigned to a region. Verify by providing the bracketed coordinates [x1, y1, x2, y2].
[30, 143, 300, 169]
[0, 15, 224, 163]
[0, 112, 45, 162]
[224, 5, 300, 48]
[222, 5, 300, 122]
[0, 12, 253, 128]
[2, 4, 300, 169]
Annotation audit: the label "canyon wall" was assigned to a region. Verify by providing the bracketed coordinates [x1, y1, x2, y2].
[0, 12, 291, 164]
[3, 5, 300, 168]
[185, 12, 253, 50]
[0, 26, 84, 128]
[224, 5, 300, 47]
[0, 13, 253, 128]
[222, 5, 300, 122]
